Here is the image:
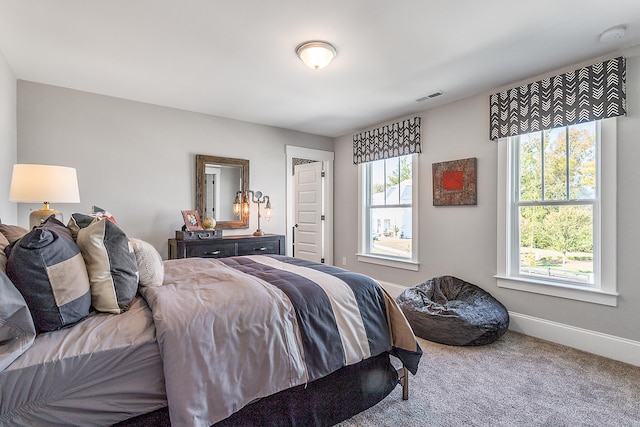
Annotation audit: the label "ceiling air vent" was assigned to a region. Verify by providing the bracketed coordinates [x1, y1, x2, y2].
[416, 91, 445, 102]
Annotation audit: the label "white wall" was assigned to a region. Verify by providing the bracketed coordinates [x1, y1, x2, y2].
[0, 51, 17, 224]
[16, 81, 333, 258]
[334, 46, 640, 343]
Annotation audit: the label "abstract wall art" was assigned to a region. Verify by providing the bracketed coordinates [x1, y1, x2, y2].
[432, 157, 477, 206]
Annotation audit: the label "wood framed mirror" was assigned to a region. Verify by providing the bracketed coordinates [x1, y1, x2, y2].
[196, 154, 249, 229]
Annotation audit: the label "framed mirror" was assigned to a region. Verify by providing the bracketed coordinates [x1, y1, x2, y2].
[196, 154, 249, 229]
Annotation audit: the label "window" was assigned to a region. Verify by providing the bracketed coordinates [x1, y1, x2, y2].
[358, 154, 419, 271]
[496, 120, 617, 306]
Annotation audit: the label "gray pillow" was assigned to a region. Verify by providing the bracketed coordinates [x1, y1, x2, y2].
[5, 218, 91, 333]
[0, 269, 36, 371]
[69, 213, 139, 314]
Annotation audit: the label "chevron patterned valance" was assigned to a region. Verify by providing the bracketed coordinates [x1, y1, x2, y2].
[489, 56, 626, 141]
[353, 117, 421, 164]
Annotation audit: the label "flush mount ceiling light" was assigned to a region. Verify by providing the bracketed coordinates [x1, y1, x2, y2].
[599, 25, 626, 43]
[296, 41, 337, 70]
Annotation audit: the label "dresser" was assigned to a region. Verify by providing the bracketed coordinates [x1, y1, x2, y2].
[168, 234, 285, 260]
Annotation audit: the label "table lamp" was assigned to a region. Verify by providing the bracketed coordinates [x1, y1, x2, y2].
[9, 164, 80, 229]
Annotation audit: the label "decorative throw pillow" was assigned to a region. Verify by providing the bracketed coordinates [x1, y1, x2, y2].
[0, 224, 29, 244]
[0, 234, 9, 272]
[130, 238, 164, 287]
[5, 217, 91, 333]
[66, 211, 95, 241]
[0, 233, 9, 252]
[0, 269, 36, 371]
[89, 205, 118, 224]
[69, 213, 138, 314]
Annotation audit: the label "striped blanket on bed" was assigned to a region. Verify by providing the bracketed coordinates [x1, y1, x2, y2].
[140, 255, 421, 427]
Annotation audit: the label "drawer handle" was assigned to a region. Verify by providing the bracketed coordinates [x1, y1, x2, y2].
[204, 250, 221, 255]
[254, 247, 268, 251]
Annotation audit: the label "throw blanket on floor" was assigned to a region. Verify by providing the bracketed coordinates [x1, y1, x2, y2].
[140, 255, 421, 427]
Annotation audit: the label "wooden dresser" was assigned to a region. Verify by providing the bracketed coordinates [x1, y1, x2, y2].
[168, 234, 285, 260]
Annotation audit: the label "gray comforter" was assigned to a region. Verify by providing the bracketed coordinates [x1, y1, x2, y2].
[140, 255, 421, 427]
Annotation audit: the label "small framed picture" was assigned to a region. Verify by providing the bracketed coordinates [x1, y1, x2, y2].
[181, 210, 203, 231]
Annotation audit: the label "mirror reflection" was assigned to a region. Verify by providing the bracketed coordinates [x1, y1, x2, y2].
[196, 155, 249, 229]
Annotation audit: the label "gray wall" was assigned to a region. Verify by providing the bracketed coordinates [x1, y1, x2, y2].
[0, 51, 17, 224]
[15, 81, 333, 257]
[334, 46, 640, 342]
[8, 47, 640, 343]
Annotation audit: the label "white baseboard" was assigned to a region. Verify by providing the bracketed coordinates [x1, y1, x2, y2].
[376, 281, 640, 367]
[508, 312, 640, 367]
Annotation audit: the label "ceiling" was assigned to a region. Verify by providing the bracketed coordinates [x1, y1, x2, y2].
[1, 1, 639, 138]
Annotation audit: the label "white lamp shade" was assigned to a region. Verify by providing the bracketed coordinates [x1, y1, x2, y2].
[9, 164, 80, 203]
[296, 41, 337, 70]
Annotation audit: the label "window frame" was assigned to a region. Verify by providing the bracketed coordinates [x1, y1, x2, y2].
[496, 119, 617, 306]
[357, 154, 419, 271]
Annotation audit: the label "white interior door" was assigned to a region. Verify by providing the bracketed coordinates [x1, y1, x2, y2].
[204, 166, 221, 219]
[294, 162, 323, 262]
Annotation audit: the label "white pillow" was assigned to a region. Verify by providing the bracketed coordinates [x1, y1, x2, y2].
[130, 238, 164, 287]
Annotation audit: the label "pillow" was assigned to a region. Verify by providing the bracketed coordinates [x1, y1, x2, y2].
[66, 210, 95, 241]
[0, 233, 9, 252]
[130, 238, 164, 287]
[0, 224, 29, 244]
[66, 206, 117, 240]
[69, 213, 138, 314]
[0, 223, 11, 274]
[5, 217, 91, 333]
[89, 205, 118, 224]
[0, 233, 9, 272]
[0, 269, 36, 371]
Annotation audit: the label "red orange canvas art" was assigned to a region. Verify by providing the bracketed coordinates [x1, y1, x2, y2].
[432, 158, 477, 206]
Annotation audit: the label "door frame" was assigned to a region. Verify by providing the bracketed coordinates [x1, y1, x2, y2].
[285, 145, 334, 264]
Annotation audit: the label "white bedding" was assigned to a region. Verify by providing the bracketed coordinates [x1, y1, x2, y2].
[0, 296, 166, 427]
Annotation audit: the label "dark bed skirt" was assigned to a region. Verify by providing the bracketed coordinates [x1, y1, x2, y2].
[113, 352, 398, 427]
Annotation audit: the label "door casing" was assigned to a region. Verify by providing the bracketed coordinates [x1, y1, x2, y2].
[285, 145, 334, 265]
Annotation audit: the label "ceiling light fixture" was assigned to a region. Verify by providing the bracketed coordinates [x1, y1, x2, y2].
[296, 41, 337, 70]
[599, 25, 626, 43]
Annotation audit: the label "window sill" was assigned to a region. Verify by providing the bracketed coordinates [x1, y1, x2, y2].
[495, 275, 618, 307]
[357, 253, 419, 271]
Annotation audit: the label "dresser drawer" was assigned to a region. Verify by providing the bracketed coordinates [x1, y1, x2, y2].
[236, 239, 281, 256]
[168, 235, 284, 260]
[185, 242, 236, 258]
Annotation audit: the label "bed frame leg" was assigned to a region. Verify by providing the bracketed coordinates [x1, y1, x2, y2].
[397, 366, 409, 400]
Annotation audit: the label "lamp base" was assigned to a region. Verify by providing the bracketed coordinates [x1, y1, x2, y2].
[29, 209, 63, 229]
[253, 229, 264, 236]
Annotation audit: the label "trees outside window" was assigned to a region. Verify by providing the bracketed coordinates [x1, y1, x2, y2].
[513, 122, 597, 284]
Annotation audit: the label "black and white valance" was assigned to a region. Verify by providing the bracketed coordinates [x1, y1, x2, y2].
[353, 117, 421, 165]
[489, 56, 626, 141]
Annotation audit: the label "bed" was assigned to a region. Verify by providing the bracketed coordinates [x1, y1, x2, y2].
[0, 218, 422, 427]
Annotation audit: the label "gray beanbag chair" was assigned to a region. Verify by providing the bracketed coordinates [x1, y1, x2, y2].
[397, 275, 509, 346]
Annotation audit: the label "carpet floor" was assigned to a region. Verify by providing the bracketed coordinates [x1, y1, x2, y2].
[338, 331, 640, 427]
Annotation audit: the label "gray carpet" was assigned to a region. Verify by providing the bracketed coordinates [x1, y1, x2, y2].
[339, 331, 640, 427]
